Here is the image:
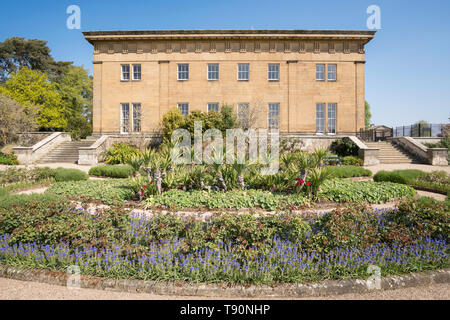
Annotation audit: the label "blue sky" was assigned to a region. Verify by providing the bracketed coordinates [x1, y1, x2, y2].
[1, 0, 449, 127]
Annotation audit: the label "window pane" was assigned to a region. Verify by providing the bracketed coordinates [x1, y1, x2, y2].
[328, 64, 337, 81]
[268, 64, 279, 80]
[208, 64, 219, 80]
[316, 64, 325, 81]
[132, 103, 141, 132]
[207, 103, 219, 113]
[121, 65, 130, 81]
[328, 103, 337, 134]
[133, 65, 141, 80]
[316, 103, 325, 133]
[178, 103, 189, 116]
[178, 64, 189, 80]
[238, 64, 249, 80]
[121, 103, 130, 133]
[268, 103, 280, 129]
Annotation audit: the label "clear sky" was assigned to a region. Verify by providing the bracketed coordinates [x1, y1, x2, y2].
[1, 0, 449, 127]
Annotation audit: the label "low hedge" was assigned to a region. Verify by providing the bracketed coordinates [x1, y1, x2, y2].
[341, 156, 364, 166]
[327, 166, 372, 178]
[373, 169, 425, 185]
[53, 168, 88, 182]
[89, 165, 133, 178]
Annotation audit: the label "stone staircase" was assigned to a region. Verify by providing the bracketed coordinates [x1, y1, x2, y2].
[39, 140, 96, 163]
[364, 141, 423, 164]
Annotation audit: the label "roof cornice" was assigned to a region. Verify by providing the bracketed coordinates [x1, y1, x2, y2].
[83, 29, 376, 44]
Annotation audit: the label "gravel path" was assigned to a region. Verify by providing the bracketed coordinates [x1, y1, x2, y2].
[0, 277, 448, 300]
[365, 163, 450, 175]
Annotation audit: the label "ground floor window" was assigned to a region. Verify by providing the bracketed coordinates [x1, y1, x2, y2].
[316, 103, 325, 134]
[178, 103, 189, 116]
[207, 103, 219, 113]
[120, 103, 130, 134]
[132, 103, 141, 133]
[237, 103, 250, 128]
[268, 103, 280, 129]
[328, 103, 337, 134]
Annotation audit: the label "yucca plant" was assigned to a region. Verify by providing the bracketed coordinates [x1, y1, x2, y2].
[312, 148, 330, 168]
[307, 166, 333, 198]
[127, 154, 144, 176]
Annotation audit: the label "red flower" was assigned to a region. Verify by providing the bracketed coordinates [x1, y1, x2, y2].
[150, 181, 153, 185]
[306, 182, 312, 186]
[205, 171, 209, 174]
[143, 185, 148, 189]
[297, 178, 304, 184]
[141, 190, 145, 196]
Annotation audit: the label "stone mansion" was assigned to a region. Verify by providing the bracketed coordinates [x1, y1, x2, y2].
[83, 29, 376, 136]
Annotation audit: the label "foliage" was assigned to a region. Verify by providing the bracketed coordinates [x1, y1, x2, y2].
[219, 104, 239, 132]
[327, 166, 372, 178]
[341, 155, 364, 166]
[160, 107, 186, 142]
[0, 37, 71, 82]
[373, 169, 425, 185]
[365, 101, 372, 129]
[144, 189, 306, 211]
[0, 67, 67, 130]
[0, 152, 19, 165]
[320, 179, 416, 203]
[330, 138, 359, 157]
[45, 179, 134, 205]
[104, 143, 141, 165]
[52, 168, 88, 182]
[0, 199, 448, 284]
[0, 93, 37, 146]
[89, 165, 134, 178]
[0, 187, 7, 198]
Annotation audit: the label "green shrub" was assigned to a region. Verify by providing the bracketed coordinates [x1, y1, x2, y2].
[330, 138, 359, 157]
[341, 156, 364, 166]
[373, 169, 425, 185]
[0, 152, 19, 165]
[327, 166, 372, 178]
[46, 179, 135, 205]
[53, 168, 88, 182]
[89, 165, 133, 178]
[0, 193, 63, 210]
[104, 143, 141, 165]
[321, 179, 416, 203]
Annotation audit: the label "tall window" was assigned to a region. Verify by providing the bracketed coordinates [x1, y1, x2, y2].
[238, 103, 250, 127]
[268, 103, 280, 129]
[178, 64, 189, 80]
[328, 64, 337, 81]
[178, 103, 189, 116]
[316, 64, 325, 81]
[120, 103, 130, 133]
[238, 64, 249, 81]
[121, 65, 130, 81]
[132, 65, 141, 81]
[268, 64, 280, 81]
[328, 103, 337, 134]
[132, 103, 142, 133]
[207, 103, 219, 113]
[316, 103, 326, 134]
[207, 64, 219, 80]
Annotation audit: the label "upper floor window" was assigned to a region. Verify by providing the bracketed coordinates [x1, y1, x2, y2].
[207, 103, 219, 113]
[121, 65, 130, 81]
[207, 64, 219, 80]
[238, 64, 249, 81]
[178, 64, 189, 81]
[132, 65, 141, 81]
[328, 64, 337, 81]
[316, 64, 325, 81]
[178, 103, 189, 116]
[268, 64, 280, 81]
[268, 103, 280, 129]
